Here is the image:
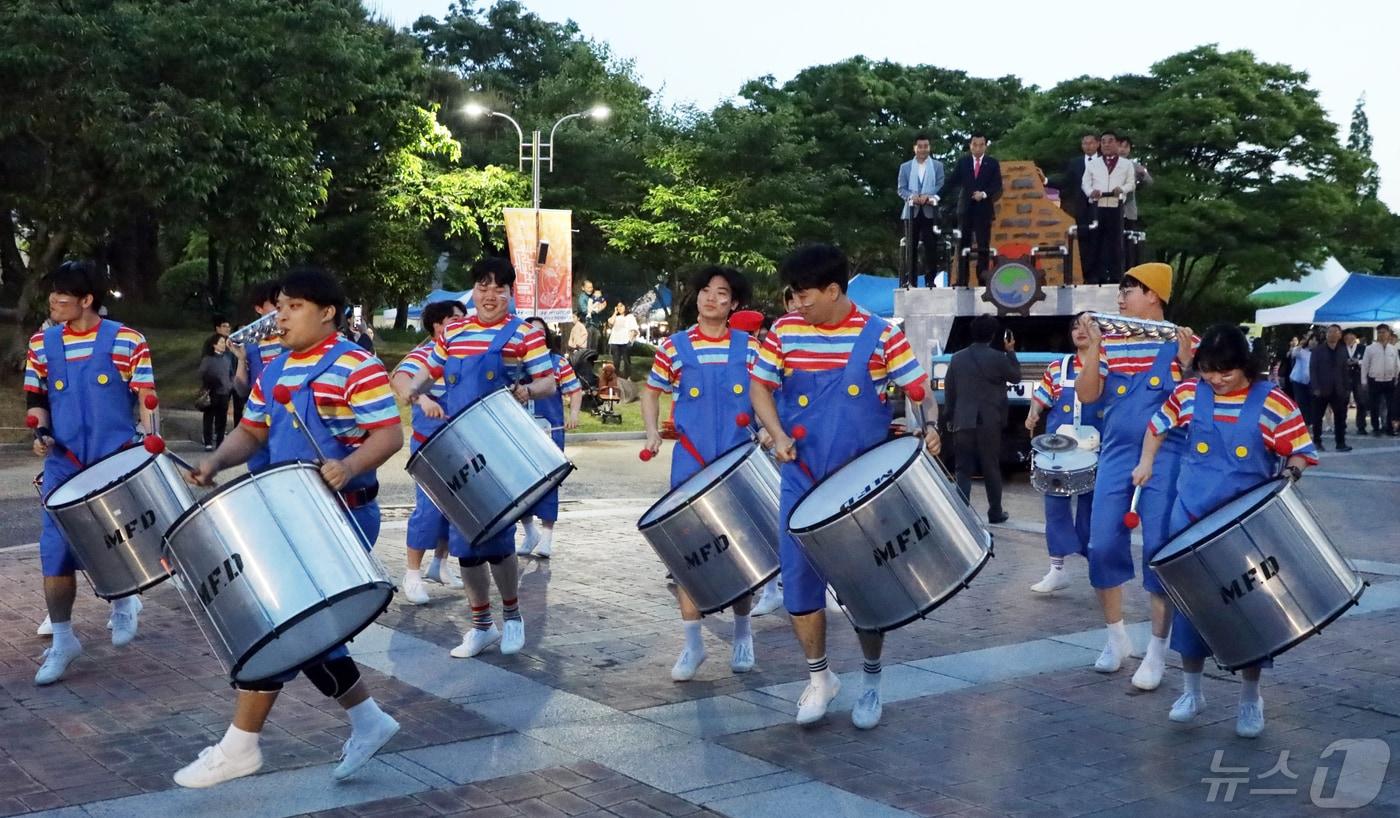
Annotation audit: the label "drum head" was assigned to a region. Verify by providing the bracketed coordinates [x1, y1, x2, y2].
[1151, 478, 1284, 567]
[1032, 448, 1097, 471]
[406, 387, 513, 470]
[233, 582, 394, 683]
[47, 446, 153, 509]
[638, 442, 753, 528]
[789, 436, 920, 532]
[1031, 433, 1077, 454]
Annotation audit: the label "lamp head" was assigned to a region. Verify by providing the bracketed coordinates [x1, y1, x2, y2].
[589, 104, 610, 121]
[464, 102, 488, 118]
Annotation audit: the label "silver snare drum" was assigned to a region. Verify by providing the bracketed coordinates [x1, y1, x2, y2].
[1030, 449, 1098, 497]
[162, 463, 393, 683]
[1149, 478, 1365, 671]
[789, 435, 993, 632]
[637, 443, 780, 614]
[407, 389, 574, 547]
[45, 446, 193, 599]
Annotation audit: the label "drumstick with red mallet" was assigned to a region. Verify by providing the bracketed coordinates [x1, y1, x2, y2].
[1123, 486, 1143, 529]
[138, 394, 197, 472]
[26, 414, 83, 469]
[273, 384, 330, 463]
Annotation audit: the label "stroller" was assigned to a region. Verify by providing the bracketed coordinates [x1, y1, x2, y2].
[568, 348, 602, 412]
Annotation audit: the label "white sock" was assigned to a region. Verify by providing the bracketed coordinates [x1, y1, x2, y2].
[536, 525, 554, 550]
[1241, 677, 1261, 702]
[219, 724, 260, 758]
[732, 614, 751, 642]
[1049, 557, 1065, 570]
[1183, 671, 1203, 696]
[682, 621, 704, 654]
[1144, 636, 1168, 664]
[863, 659, 882, 690]
[346, 698, 389, 733]
[50, 620, 80, 654]
[1106, 620, 1130, 649]
[404, 568, 421, 582]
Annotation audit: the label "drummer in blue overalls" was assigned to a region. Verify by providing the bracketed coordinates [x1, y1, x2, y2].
[1133, 324, 1315, 738]
[1075, 262, 1195, 692]
[751, 244, 941, 730]
[641, 266, 761, 682]
[391, 299, 469, 604]
[1025, 312, 1104, 593]
[178, 266, 405, 788]
[516, 316, 584, 560]
[26, 261, 158, 685]
[404, 257, 557, 660]
[231, 280, 285, 474]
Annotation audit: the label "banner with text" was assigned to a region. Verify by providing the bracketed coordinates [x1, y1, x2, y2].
[503, 208, 573, 323]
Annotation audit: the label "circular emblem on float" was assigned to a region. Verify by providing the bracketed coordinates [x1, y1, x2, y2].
[980, 257, 1047, 316]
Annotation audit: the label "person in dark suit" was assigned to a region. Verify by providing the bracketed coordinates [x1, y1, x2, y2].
[945, 315, 1020, 523]
[1309, 323, 1352, 451]
[946, 133, 1002, 287]
[1057, 133, 1100, 284]
[1344, 330, 1368, 434]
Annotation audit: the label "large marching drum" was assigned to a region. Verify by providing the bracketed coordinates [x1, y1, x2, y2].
[45, 446, 193, 599]
[788, 435, 992, 632]
[407, 388, 574, 547]
[637, 442, 781, 614]
[1150, 477, 1365, 670]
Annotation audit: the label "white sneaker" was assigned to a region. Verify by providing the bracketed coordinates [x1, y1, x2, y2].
[424, 561, 464, 589]
[851, 688, 883, 730]
[450, 626, 501, 658]
[1030, 567, 1071, 594]
[532, 539, 552, 559]
[671, 647, 707, 681]
[1169, 691, 1207, 723]
[174, 744, 264, 788]
[516, 532, 538, 556]
[795, 672, 841, 725]
[34, 645, 82, 686]
[1093, 635, 1132, 673]
[1235, 697, 1265, 738]
[333, 714, 401, 780]
[109, 597, 142, 647]
[501, 618, 525, 655]
[730, 637, 754, 673]
[1132, 654, 1166, 691]
[402, 574, 430, 605]
[751, 584, 783, 617]
[37, 615, 53, 637]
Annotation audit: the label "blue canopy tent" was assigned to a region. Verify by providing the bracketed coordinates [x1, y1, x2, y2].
[846, 274, 926, 318]
[1255, 273, 1400, 325]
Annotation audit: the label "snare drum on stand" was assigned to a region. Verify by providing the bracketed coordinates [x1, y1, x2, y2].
[1150, 477, 1365, 671]
[788, 435, 993, 632]
[637, 442, 781, 614]
[1030, 433, 1097, 497]
[44, 446, 194, 599]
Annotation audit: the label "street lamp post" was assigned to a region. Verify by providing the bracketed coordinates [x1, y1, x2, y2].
[463, 102, 610, 210]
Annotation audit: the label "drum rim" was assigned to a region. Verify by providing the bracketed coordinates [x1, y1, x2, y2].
[45, 442, 155, 511]
[405, 386, 515, 471]
[788, 435, 921, 536]
[228, 580, 395, 683]
[162, 460, 321, 546]
[1149, 477, 1285, 568]
[637, 441, 757, 531]
[468, 460, 575, 546]
[695, 566, 782, 616]
[1213, 589, 1365, 671]
[88, 571, 171, 601]
[842, 540, 995, 633]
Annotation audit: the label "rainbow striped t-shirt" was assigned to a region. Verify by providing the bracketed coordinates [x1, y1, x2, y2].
[24, 320, 155, 394]
[1149, 380, 1318, 465]
[752, 304, 926, 392]
[647, 327, 759, 393]
[242, 334, 399, 447]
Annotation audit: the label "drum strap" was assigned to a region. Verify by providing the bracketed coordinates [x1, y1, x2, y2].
[1060, 354, 1081, 427]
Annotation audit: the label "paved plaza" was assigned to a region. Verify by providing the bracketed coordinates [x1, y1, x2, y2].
[2, 436, 1399, 817]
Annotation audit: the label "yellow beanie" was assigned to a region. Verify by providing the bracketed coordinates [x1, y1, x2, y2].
[1125, 262, 1172, 303]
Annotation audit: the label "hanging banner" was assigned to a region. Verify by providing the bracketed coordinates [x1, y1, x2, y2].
[503, 208, 573, 323]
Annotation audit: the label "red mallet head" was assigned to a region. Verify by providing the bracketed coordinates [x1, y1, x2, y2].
[143, 434, 166, 454]
[735, 412, 752, 428]
[26, 415, 39, 429]
[906, 384, 927, 403]
[143, 394, 159, 410]
[638, 449, 654, 462]
[1276, 440, 1294, 457]
[1123, 510, 1141, 530]
[791, 425, 807, 441]
[728, 309, 764, 334]
[272, 384, 293, 405]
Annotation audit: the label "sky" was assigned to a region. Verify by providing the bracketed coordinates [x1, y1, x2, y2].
[375, 0, 1397, 210]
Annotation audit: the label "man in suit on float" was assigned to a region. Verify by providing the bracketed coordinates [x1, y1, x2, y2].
[946, 133, 1002, 287]
[896, 133, 945, 287]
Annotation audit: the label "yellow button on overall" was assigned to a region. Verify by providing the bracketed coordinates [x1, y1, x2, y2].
[689, 387, 700, 398]
[485, 371, 495, 381]
[732, 384, 743, 395]
[54, 380, 64, 391]
[292, 419, 300, 429]
[448, 375, 458, 384]
[1116, 385, 1127, 395]
[1149, 376, 1161, 386]
[1062, 405, 1072, 412]
[797, 395, 809, 407]
[847, 384, 860, 396]
[96, 374, 109, 385]
[1235, 446, 1248, 458]
[1196, 442, 1209, 454]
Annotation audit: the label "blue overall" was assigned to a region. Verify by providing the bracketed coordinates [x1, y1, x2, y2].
[1044, 355, 1104, 559]
[254, 338, 382, 681]
[1087, 341, 1185, 593]
[669, 330, 753, 488]
[777, 319, 891, 615]
[39, 320, 139, 576]
[524, 353, 569, 521]
[1167, 382, 1278, 660]
[245, 339, 280, 473]
[441, 317, 524, 562]
[406, 341, 450, 551]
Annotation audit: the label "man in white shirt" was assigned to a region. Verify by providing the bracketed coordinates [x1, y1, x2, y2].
[1362, 324, 1400, 436]
[896, 133, 945, 287]
[607, 304, 640, 378]
[1082, 131, 1136, 284]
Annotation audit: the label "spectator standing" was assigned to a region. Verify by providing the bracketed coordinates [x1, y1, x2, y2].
[944, 315, 1020, 523]
[1118, 137, 1152, 268]
[1344, 330, 1368, 434]
[1059, 133, 1100, 284]
[1309, 323, 1352, 451]
[197, 333, 234, 451]
[896, 132, 945, 288]
[1287, 335, 1313, 429]
[946, 133, 1003, 287]
[213, 316, 245, 424]
[1362, 323, 1400, 436]
[606, 302, 639, 378]
[1082, 131, 1136, 284]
